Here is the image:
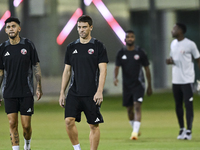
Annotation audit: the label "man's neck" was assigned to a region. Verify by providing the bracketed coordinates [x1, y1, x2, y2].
[80, 36, 92, 44]
[126, 45, 135, 51]
[177, 35, 185, 41]
[9, 36, 20, 45]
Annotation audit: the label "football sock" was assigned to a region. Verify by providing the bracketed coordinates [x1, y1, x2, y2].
[12, 146, 19, 150]
[24, 138, 31, 149]
[73, 143, 81, 150]
[129, 120, 134, 129]
[133, 121, 141, 133]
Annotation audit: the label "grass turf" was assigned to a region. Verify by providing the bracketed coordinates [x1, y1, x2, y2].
[0, 92, 200, 150]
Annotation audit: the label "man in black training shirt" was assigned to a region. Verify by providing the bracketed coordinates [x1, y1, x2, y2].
[114, 30, 152, 140]
[59, 15, 108, 150]
[0, 17, 42, 150]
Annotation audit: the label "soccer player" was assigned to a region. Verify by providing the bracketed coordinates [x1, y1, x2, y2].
[59, 15, 108, 150]
[114, 30, 152, 140]
[166, 23, 200, 140]
[0, 17, 43, 150]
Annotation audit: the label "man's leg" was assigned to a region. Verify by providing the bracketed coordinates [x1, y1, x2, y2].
[89, 124, 100, 150]
[21, 115, 32, 150]
[65, 117, 81, 150]
[7, 113, 20, 150]
[182, 84, 194, 140]
[126, 106, 134, 128]
[172, 84, 186, 139]
[130, 102, 141, 140]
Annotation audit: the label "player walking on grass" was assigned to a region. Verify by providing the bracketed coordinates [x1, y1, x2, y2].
[114, 30, 152, 140]
[166, 23, 200, 140]
[59, 15, 108, 150]
[0, 17, 42, 150]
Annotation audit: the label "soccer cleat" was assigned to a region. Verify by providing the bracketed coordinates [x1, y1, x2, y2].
[177, 128, 186, 140]
[184, 130, 192, 140]
[130, 132, 138, 140]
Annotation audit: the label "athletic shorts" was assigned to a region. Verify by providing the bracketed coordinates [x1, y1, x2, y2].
[65, 94, 104, 124]
[4, 97, 34, 116]
[172, 83, 193, 102]
[123, 85, 145, 106]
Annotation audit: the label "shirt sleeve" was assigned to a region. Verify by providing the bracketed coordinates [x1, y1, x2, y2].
[140, 50, 150, 67]
[115, 50, 121, 66]
[98, 42, 109, 64]
[191, 42, 200, 59]
[28, 40, 40, 66]
[64, 45, 71, 65]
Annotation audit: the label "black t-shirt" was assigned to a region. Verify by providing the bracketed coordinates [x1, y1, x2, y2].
[0, 38, 40, 98]
[115, 46, 149, 91]
[65, 38, 109, 96]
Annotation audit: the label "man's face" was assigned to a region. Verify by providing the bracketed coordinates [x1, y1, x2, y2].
[5, 21, 21, 39]
[171, 25, 182, 38]
[125, 32, 135, 46]
[77, 22, 92, 39]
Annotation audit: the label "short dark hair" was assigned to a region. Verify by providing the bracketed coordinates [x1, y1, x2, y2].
[176, 23, 187, 34]
[5, 17, 20, 25]
[77, 15, 93, 26]
[125, 30, 135, 35]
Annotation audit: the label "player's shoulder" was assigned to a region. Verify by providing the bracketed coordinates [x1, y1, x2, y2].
[20, 37, 36, 49]
[0, 40, 10, 49]
[136, 46, 147, 54]
[184, 38, 196, 46]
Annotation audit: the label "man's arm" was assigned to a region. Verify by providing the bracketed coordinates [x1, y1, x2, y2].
[144, 66, 153, 96]
[0, 69, 3, 106]
[59, 64, 71, 108]
[93, 63, 107, 105]
[113, 66, 120, 86]
[33, 62, 43, 101]
[196, 57, 200, 70]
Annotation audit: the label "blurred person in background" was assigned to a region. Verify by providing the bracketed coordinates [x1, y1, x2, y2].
[166, 23, 200, 140]
[0, 17, 43, 150]
[114, 30, 152, 140]
[59, 15, 108, 150]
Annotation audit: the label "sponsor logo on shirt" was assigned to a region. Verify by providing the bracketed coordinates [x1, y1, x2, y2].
[4, 52, 10, 56]
[73, 49, 78, 54]
[21, 49, 27, 55]
[88, 49, 94, 54]
[134, 54, 140, 60]
[122, 55, 127, 59]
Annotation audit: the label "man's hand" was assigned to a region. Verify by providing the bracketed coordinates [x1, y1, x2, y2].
[93, 91, 103, 106]
[59, 93, 65, 108]
[0, 99, 2, 106]
[113, 78, 118, 86]
[147, 86, 153, 96]
[197, 80, 200, 91]
[36, 87, 43, 101]
[166, 57, 174, 65]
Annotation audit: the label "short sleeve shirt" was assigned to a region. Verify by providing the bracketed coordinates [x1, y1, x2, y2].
[115, 46, 149, 91]
[64, 38, 109, 96]
[170, 38, 200, 84]
[0, 37, 40, 98]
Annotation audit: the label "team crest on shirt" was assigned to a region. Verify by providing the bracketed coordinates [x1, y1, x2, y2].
[88, 49, 94, 54]
[180, 50, 185, 54]
[134, 54, 140, 60]
[21, 49, 27, 55]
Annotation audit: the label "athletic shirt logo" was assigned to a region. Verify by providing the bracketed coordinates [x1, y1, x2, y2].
[21, 49, 27, 55]
[134, 54, 140, 60]
[88, 49, 94, 54]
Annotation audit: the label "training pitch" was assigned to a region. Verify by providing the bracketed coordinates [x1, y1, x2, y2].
[0, 92, 200, 150]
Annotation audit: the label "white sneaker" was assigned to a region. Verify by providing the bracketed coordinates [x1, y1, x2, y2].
[177, 128, 186, 140]
[184, 130, 192, 140]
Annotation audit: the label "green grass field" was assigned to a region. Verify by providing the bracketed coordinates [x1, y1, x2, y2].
[1, 92, 200, 150]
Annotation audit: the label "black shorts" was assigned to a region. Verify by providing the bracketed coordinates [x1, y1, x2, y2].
[123, 85, 145, 106]
[65, 94, 104, 124]
[4, 97, 34, 116]
[172, 83, 193, 102]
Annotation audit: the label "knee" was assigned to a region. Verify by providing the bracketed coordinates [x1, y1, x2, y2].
[90, 124, 99, 132]
[22, 123, 31, 131]
[65, 118, 75, 129]
[127, 107, 133, 115]
[134, 103, 141, 112]
[9, 119, 18, 130]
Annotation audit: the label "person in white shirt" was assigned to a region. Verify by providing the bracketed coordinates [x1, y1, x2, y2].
[166, 23, 200, 140]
